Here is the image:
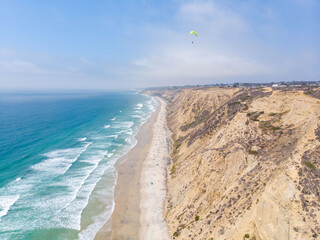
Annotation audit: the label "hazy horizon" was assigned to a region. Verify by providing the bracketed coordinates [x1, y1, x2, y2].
[0, 0, 319, 90]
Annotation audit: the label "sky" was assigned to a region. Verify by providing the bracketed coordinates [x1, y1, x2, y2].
[0, 0, 319, 90]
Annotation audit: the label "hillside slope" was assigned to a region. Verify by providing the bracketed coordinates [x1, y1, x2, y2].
[151, 87, 320, 240]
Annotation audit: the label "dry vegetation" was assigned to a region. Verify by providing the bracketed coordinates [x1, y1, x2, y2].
[145, 86, 320, 240]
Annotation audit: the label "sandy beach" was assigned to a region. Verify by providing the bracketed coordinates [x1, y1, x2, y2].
[139, 98, 171, 240]
[95, 97, 170, 240]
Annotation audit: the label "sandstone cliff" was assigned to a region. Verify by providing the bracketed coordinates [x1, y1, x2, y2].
[148, 87, 320, 240]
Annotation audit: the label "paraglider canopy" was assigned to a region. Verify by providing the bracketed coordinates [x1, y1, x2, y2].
[190, 31, 198, 37]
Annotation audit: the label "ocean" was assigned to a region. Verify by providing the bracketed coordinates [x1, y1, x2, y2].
[0, 91, 157, 240]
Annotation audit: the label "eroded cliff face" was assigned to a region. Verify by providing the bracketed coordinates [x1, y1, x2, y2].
[154, 87, 320, 240]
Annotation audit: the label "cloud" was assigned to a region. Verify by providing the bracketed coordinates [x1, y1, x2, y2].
[0, 48, 15, 57]
[133, 58, 150, 67]
[0, 1, 318, 90]
[124, 0, 319, 87]
[0, 60, 50, 74]
[179, 1, 215, 22]
[178, 1, 247, 33]
[129, 47, 271, 86]
[123, 1, 272, 86]
[0, 48, 130, 90]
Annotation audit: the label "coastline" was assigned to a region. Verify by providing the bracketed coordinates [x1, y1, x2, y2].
[95, 97, 170, 239]
[139, 97, 171, 239]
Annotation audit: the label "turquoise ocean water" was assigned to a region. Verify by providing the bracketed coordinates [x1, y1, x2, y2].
[0, 91, 156, 239]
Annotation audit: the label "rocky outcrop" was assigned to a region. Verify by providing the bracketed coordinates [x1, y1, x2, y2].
[149, 87, 320, 240]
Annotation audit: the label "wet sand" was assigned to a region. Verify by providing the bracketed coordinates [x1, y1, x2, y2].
[95, 97, 169, 240]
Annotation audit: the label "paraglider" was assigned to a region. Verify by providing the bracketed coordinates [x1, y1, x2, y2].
[190, 31, 198, 37]
[190, 30, 198, 44]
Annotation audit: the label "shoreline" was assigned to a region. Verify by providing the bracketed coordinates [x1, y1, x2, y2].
[139, 97, 171, 239]
[95, 97, 170, 239]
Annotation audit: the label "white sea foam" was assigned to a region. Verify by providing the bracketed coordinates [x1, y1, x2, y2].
[112, 143, 123, 147]
[117, 128, 133, 135]
[56, 150, 110, 228]
[147, 97, 158, 112]
[32, 142, 92, 175]
[0, 96, 155, 237]
[77, 137, 87, 142]
[91, 136, 108, 140]
[78, 201, 114, 240]
[147, 101, 156, 111]
[15, 177, 21, 182]
[76, 118, 142, 237]
[131, 114, 141, 119]
[135, 103, 143, 109]
[59, 162, 115, 231]
[77, 156, 119, 239]
[105, 134, 118, 139]
[112, 121, 134, 129]
[0, 195, 20, 220]
[79, 150, 109, 164]
[21, 148, 112, 231]
[111, 117, 116, 121]
[104, 125, 110, 129]
[135, 110, 145, 117]
[127, 121, 134, 128]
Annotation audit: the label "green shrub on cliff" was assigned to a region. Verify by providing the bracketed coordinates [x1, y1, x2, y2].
[304, 161, 315, 169]
[170, 165, 176, 175]
[173, 231, 179, 237]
